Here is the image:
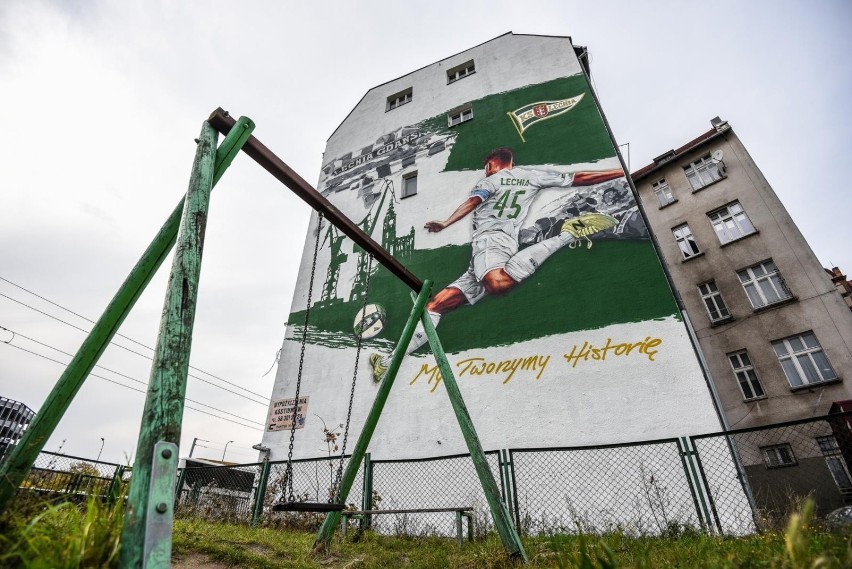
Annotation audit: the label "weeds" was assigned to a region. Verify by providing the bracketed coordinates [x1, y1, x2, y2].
[0, 495, 125, 568]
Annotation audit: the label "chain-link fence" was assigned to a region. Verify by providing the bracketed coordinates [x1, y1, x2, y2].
[12, 450, 129, 505]
[5, 411, 851, 537]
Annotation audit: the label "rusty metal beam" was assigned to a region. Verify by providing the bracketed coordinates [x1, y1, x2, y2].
[207, 108, 423, 292]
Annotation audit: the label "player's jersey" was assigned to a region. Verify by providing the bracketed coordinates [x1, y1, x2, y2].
[469, 167, 575, 238]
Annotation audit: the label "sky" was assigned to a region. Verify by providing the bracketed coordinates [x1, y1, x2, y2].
[1, 0, 850, 465]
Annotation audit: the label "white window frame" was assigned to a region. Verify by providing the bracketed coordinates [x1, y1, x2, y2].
[772, 332, 837, 388]
[761, 443, 797, 468]
[817, 436, 852, 490]
[447, 60, 475, 84]
[684, 154, 724, 191]
[401, 171, 418, 198]
[386, 88, 413, 111]
[708, 201, 756, 244]
[698, 281, 731, 323]
[672, 223, 700, 260]
[653, 178, 675, 207]
[737, 260, 792, 309]
[448, 106, 473, 127]
[728, 351, 765, 400]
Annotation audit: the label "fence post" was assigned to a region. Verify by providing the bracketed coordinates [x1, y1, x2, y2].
[361, 453, 373, 531]
[252, 460, 271, 527]
[108, 465, 126, 505]
[174, 467, 187, 507]
[687, 437, 724, 534]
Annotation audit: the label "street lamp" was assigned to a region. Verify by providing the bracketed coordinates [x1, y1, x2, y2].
[222, 440, 234, 461]
[96, 437, 105, 462]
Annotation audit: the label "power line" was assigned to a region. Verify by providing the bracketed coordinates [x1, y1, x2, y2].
[0, 276, 274, 399]
[2, 341, 264, 431]
[0, 290, 269, 405]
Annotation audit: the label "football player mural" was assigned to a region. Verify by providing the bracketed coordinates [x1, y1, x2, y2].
[268, 58, 721, 460]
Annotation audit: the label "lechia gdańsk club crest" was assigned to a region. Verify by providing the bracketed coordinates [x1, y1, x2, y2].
[507, 93, 585, 142]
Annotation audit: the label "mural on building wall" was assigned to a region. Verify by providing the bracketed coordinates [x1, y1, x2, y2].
[264, 66, 723, 460]
[287, 74, 662, 361]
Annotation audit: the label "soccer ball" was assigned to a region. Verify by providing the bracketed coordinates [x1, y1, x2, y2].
[353, 303, 386, 339]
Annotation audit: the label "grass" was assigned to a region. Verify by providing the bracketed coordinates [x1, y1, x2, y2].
[1, 497, 849, 568]
[169, 516, 851, 569]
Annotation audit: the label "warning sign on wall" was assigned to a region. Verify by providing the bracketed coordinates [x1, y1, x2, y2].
[266, 396, 309, 432]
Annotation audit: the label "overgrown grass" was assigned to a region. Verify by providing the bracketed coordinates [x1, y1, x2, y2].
[171, 507, 852, 569]
[1, 497, 849, 568]
[0, 495, 124, 568]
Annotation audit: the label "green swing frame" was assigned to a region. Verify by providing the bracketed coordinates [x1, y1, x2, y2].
[0, 109, 528, 567]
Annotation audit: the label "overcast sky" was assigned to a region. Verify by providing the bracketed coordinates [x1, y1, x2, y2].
[1, 0, 850, 465]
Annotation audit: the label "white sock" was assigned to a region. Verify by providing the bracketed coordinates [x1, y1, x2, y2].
[504, 232, 575, 281]
[381, 311, 441, 365]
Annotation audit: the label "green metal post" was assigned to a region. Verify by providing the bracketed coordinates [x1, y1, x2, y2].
[361, 452, 373, 531]
[119, 117, 254, 568]
[313, 281, 433, 550]
[0, 117, 254, 514]
[421, 313, 528, 562]
[251, 459, 271, 527]
[119, 120, 217, 568]
[174, 467, 187, 506]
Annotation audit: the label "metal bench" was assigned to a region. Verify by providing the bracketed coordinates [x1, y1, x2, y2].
[340, 507, 474, 546]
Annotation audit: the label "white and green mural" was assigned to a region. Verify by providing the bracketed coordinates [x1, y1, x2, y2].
[268, 60, 723, 459]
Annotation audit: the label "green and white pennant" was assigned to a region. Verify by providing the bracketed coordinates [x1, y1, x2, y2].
[507, 93, 585, 142]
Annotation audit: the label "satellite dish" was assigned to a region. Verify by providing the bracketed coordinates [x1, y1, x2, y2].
[711, 149, 725, 162]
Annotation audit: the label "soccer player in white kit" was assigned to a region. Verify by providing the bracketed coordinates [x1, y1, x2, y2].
[370, 147, 623, 381]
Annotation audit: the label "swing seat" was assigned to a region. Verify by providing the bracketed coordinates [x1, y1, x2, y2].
[272, 501, 346, 513]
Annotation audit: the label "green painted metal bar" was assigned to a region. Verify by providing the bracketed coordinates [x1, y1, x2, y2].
[174, 467, 187, 505]
[361, 452, 373, 531]
[313, 281, 433, 550]
[420, 313, 528, 562]
[119, 120, 219, 568]
[120, 118, 218, 568]
[251, 459, 271, 527]
[0, 117, 254, 514]
[142, 441, 179, 567]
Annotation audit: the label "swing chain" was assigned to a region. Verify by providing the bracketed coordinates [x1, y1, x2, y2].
[284, 212, 324, 503]
[331, 253, 374, 500]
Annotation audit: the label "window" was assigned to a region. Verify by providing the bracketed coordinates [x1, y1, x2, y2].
[448, 106, 473, 127]
[737, 260, 792, 309]
[699, 281, 731, 323]
[684, 154, 724, 191]
[402, 172, 417, 198]
[708, 202, 756, 244]
[653, 179, 675, 207]
[672, 224, 700, 260]
[817, 436, 852, 490]
[387, 88, 412, 111]
[447, 60, 475, 84]
[728, 351, 765, 400]
[772, 332, 837, 388]
[761, 444, 797, 468]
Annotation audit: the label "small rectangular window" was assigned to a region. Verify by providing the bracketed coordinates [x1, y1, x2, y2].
[698, 281, 731, 323]
[737, 260, 792, 309]
[708, 201, 756, 244]
[817, 436, 852, 490]
[387, 88, 413, 111]
[728, 350, 765, 400]
[402, 172, 417, 198]
[772, 332, 837, 388]
[672, 223, 700, 260]
[653, 178, 675, 207]
[448, 105, 473, 127]
[447, 60, 475, 84]
[684, 154, 724, 191]
[761, 443, 797, 468]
